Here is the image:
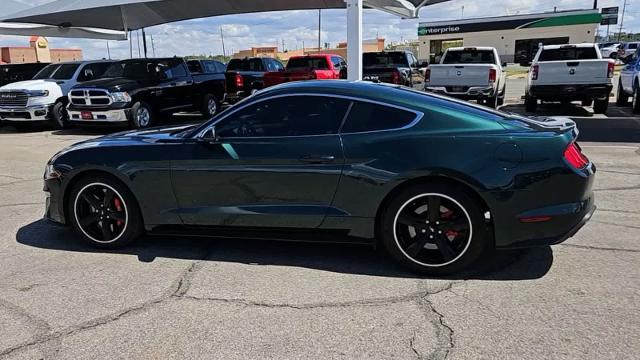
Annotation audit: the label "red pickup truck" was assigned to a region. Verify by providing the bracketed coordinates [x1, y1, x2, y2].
[263, 54, 347, 88]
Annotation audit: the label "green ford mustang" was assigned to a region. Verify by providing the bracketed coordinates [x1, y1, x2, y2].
[43, 81, 595, 275]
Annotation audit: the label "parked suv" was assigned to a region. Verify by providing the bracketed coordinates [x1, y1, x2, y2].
[617, 47, 640, 112]
[67, 58, 224, 128]
[225, 57, 283, 103]
[0, 60, 113, 129]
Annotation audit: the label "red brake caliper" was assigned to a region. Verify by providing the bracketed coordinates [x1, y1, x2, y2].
[113, 198, 124, 227]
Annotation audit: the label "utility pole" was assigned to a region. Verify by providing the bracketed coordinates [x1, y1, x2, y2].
[150, 34, 156, 57]
[142, 28, 148, 58]
[461, 6, 464, 18]
[282, 39, 285, 52]
[129, 31, 133, 58]
[136, 30, 141, 58]
[220, 26, 226, 57]
[106, 41, 111, 59]
[618, 0, 628, 42]
[318, 9, 322, 51]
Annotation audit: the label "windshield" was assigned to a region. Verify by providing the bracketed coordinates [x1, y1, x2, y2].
[227, 58, 263, 71]
[287, 57, 329, 70]
[50, 64, 80, 80]
[32, 64, 60, 80]
[103, 61, 157, 79]
[363, 53, 408, 67]
[442, 50, 495, 64]
[538, 47, 598, 61]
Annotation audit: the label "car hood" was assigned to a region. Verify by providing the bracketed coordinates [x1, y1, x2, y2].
[75, 77, 151, 92]
[49, 124, 197, 164]
[0, 79, 63, 91]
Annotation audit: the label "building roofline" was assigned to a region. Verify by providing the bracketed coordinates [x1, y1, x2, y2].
[419, 8, 598, 27]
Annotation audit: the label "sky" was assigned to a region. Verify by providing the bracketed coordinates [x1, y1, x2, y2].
[0, 0, 638, 60]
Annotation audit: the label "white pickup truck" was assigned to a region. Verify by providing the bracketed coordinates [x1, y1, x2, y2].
[0, 60, 113, 129]
[424, 47, 506, 108]
[524, 43, 614, 114]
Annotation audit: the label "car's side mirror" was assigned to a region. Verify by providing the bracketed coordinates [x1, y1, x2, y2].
[502, 62, 508, 67]
[197, 127, 219, 144]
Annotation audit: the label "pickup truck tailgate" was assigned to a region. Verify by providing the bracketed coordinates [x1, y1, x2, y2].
[429, 64, 493, 86]
[535, 60, 609, 85]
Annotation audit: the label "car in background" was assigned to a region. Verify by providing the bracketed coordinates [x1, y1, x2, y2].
[617, 42, 640, 63]
[0, 60, 114, 129]
[599, 42, 621, 59]
[362, 51, 425, 88]
[0, 62, 50, 87]
[67, 57, 223, 129]
[225, 57, 284, 103]
[263, 54, 346, 88]
[617, 47, 640, 113]
[424, 47, 506, 108]
[43, 80, 595, 275]
[186, 59, 227, 107]
[524, 43, 614, 114]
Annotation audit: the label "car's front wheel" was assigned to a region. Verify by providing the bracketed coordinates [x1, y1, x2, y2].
[68, 174, 143, 248]
[524, 93, 537, 112]
[633, 85, 640, 114]
[131, 101, 153, 129]
[201, 93, 218, 117]
[616, 80, 629, 106]
[52, 101, 71, 129]
[380, 183, 491, 275]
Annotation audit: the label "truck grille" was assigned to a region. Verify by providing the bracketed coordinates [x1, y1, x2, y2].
[0, 91, 28, 107]
[69, 89, 112, 106]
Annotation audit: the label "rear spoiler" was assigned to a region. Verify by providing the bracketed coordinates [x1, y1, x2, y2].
[507, 114, 578, 136]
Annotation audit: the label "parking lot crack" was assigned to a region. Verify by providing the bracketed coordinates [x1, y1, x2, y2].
[0, 298, 55, 359]
[560, 243, 640, 253]
[414, 282, 456, 360]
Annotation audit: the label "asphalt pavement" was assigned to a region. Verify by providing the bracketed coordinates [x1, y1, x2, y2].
[0, 90, 639, 359]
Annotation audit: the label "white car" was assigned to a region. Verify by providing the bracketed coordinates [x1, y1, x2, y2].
[617, 47, 640, 112]
[524, 43, 614, 114]
[0, 60, 113, 129]
[424, 46, 506, 108]
[599, 43, 621, 59]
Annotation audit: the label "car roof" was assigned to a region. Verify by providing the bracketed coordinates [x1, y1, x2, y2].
[47, 59, 114, 65]
[541, 43, 596, 50]
[446, 46, 495, 51]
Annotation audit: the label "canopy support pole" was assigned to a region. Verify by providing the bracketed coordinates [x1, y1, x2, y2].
[346, 0, 362, 81]
[142, 28, 148, 58]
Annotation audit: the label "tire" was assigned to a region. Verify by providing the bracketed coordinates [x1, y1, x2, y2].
[524, 93, 537, 112]
[51, 101, 71, 129]
[593, 98, 609, 114]
[201, 93, 218, 117]
[616, 80, 629, 106]
[130, 101, 153, 129]
[497, 86, 506, 106]
[610, 52, 617, 59]
[486, 95, 498, 108]
[581, 99, 593, 107]
[633, 85, 640, 114]
[67, 174, 143, 249]
[379, 182, 491, 275]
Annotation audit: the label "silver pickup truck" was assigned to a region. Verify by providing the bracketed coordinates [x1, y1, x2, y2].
[424, 47, 506, 108]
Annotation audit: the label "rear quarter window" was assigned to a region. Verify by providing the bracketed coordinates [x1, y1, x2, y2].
[538, 47, 598, 61]
[342, 101, 417, 133]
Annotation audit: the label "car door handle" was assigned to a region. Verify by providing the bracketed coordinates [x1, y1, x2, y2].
[300, 155, 335, 164]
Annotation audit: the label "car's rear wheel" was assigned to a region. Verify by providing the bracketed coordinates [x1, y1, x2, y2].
[131, 101, 153, 129]
[633, 85, 640, 114]
[201, 93, 218, 117]
[380, 183, 491, 275]
[524, 93, 537, 112]
[616, 81, 629, 106]
[593, 98, 609, 114]
[68, 175, 143, 248]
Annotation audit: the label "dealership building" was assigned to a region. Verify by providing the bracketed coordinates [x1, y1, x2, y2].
[417, 9, 601, 63]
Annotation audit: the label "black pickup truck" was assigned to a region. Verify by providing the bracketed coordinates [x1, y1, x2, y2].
[362, 51, 426, 88]
[225, 57, 284, 103]
[67, 57, 225, 128]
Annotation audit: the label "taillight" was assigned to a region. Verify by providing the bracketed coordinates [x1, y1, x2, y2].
[607, 61, 615, 78]
[564, 143, 589, 170]
[391, 70, 401, 84]
[235, 74, 244, 88]
[531, 64, 539, 80]
[488, 68, 496, 83]
[425, 68, 431, 83]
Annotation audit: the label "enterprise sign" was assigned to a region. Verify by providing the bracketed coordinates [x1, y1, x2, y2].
[422, 26, 461, 35]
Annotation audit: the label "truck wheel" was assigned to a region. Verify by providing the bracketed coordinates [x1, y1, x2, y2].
[485, 95, 499, 109]
[130, 102, 153, 129]
[581, 99, 593, 107]
[616, 81, 629, 106]
[497, 86, 506, 106]
[633, 86, 640, 114]
[524, 94, 537, 112]
[593, 99, 609, 114]
[201, 94, 218, 117]
[52, 101, 71, 129]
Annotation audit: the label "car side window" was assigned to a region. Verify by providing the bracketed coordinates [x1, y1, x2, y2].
[216, 96, 351, 138]
[273, 60, 284, 71]
[187, 61, 203, 73]
[159, 60, 187, 79]
[77, 62, 111, 82]
[265, 60, 278, 72]
[331, 56, 342, 70]
[342, 101, 417, 133]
